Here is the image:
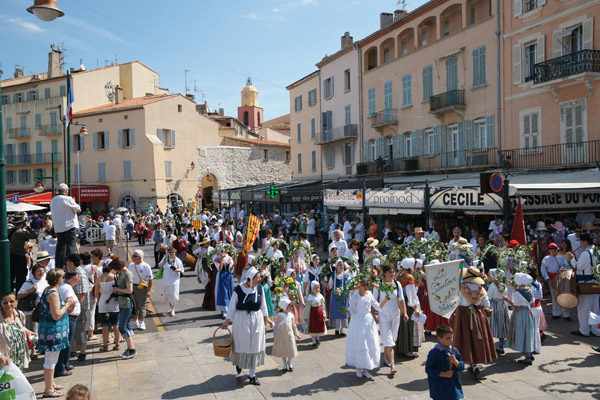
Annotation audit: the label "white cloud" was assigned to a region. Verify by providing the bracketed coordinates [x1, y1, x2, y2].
[243, 13, 262, 20]
[272, 8, 281, 12]
[61, 16, 129, 45]
[301, 0, 318, 5]
[4, 16, 45, 33]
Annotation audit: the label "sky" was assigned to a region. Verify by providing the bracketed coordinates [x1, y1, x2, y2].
[1, 0, 427, 121]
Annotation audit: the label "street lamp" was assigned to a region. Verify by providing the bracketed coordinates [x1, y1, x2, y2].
[0, 68, 10, 293]
[27, 0, 64, 21]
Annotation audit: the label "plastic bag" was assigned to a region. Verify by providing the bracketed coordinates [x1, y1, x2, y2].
[154, 266, 164, 280]
[0, 362, 37, 400]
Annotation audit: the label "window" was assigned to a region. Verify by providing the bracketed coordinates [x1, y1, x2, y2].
[157, 129, 175, 148]
[285, 151, 290, 161]
[119, 128, 135, 148]
[35, 114, 41, 129]
[473, 119, 487, 149]
[421, 31, 427, 47]
[327, 147, 334, 168]
[524, 0, 538, 13]
[123, 161, 132, 180]
[311, 150, 317, 171]
[6, 118, 12, 130]
[406, 132, 413, 157]
[74, 134, 85, 151]
[562, 25, 583, 55]
[524, 42, 537, 82]
[74, 164, 82, 183]
[98, 163, 106, 181]
[323, 77, 334, 99]
[401, 41, 408, 55]
[345, 105, 351, 126]
[343, 142, 354, 166]
[423, 65, 433, 101]
[34, 168, 45, 181]
[13, 93, 23, 103]
[1, 95, 9, 105]
[368, 87, 376, 116]
[444, 21, 450, 36]
[446, 56, 458, 91]
[310, 118, 316, 139]
[95, 131, 109, 150]
[383, 49, 391, 63]
[19, 169, 30, 184]
[370, 140, 376, 161]
[561, 98, 587, 149]
[60, 85, 66, 96]
[50, 112, 58, 133]
[402, 74, 412, 107]
[294, 95, 303, 112]
[263, 149, 268, 161]
[471, 7, 475, 24]
[297, 123, 302, 143]
[344, 69, 351, 91]
[473, 46, 487, 87]
[297, 153, 302, 172]
[384, 81, 393, 114]
[26, 90, 38, 101]
[243, 111, 249, 126]
[308, 89, 317, 107]
[177, 104, 182, 112]
[20, 116, 27, 136]
[44, 88, 51, 98]
[424, 129, 434, 155]
[386, 137, 393, 158]
[6, 170, 16, 185]
[521, 108, 541, 150]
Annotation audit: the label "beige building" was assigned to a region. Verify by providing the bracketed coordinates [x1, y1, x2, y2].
[286, 70, 321, 180]
[502, 0, 600, 167]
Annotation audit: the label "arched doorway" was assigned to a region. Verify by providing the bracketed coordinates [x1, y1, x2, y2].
[201, 173, 218, 210]
[119, 195, 137, 211]
[168, 193, 185, 213]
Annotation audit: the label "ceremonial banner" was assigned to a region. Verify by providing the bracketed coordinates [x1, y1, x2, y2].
[192, 219, 202, 231]
[243, 214, 260, 256]
[425, 260, 463, 319]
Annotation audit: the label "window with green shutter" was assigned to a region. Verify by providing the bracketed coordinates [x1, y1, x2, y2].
[473, 46, 486, 87]
[368, 87, 376, 116]
[402, 74, 412, 107]
[423, 66, 433, 101]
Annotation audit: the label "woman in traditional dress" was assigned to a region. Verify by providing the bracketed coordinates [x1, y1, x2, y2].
[214, 247, 235, 318]
[304, 281, 327, 346]
[233, 232, 247, 281]
[396, 257, 424, 359]
[258, 260, 274, 318]
[303, 255, 322, 296]
[287, 248, 307, 291]
[487, 268, 509, 354]
[328, 259, 351, 337]
[505, 273, 537, 366]
[159, 247, 185, 316]
[453, 266, 497, 378]
[284, 269, 305, 329]
[221, 267, 274, 385]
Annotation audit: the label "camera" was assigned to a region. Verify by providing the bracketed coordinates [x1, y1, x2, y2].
[107, 284, 120, 304]
[170, 265, 177, 271]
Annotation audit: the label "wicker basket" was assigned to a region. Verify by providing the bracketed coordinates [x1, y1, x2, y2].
[483, 307, 493, 317]
[212, 327, 232, 357]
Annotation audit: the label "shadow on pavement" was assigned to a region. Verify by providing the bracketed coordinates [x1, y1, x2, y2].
[269, 370, 373, 398]
[539, 382, 600, 399]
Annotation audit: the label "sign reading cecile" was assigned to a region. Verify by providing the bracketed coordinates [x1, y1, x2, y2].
[430, 189, 502, 212]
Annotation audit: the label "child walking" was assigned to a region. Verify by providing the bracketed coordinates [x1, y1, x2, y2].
[425, 324, 464, 400]
[487, 269, 509, 354]
[272, 298, 301, 372]
[304, 281, 327, 347]
[505, 272, 537, 365]
[329, 259, 351, 337]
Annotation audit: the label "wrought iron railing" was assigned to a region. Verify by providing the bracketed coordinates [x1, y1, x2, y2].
[369, 109, 399, 128]
[500, 140, 600, 169]
[38, 124, 62, 136]
[7, 128, 31, 139]
[316, 124, 358, 145]
[429, 90, 465, 112]
[6, 152, 62, 166]
[533, 50, 600, 84]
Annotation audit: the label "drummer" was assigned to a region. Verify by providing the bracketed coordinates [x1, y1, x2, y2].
[571, 233, 600, 338]
[541, 243, 572, 321]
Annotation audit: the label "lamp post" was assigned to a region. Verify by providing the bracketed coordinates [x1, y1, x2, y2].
[26, 0, 64, 21]
[0, 68, 10, 293]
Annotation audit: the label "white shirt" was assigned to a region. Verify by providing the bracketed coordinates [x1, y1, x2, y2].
[225, 284, 268, 320]
[345, 248, 359, 264]
[128, 261, 154, 284]
[58, 282, 80, 316]
[238, 209, 245, 220]
[39, 237, 57, 257]
[354, 223, 365, 243]
[307, 219, 316, 235]
[343, 221, 354, 239]
[161, 256, 184, 285]
[425, 230, 440, 241]
[113, 216, 122, 227]
[486, 282, 506, 301]
[49, 195, 80, 233]
[328, 223, 337, 241]
[470, 237, 479, 254]
[373, 280, 405, 315]
[102, 220, 110, 234]
[266, 248, 284, 261]
[540, 255, 570, 280]
[105, 225, 116, 240]
[567, 233, 582, 259]
[18, 277, 49, 315]
[574, 246, 597, 282]
[448, 237, 462, 260]
[329, 239, 348, 255]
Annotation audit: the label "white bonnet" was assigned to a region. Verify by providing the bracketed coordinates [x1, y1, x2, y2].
[514, 272, 533, 286]
[400, 257, 416, 271]
[310, 280, 320, 290]
[278, 297, 291, 310]
[372, 258, 381, 267]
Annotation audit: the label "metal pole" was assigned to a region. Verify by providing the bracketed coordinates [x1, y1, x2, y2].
[66, 72, 72, 191]
[51, 153, 55, 196]
[424, 180, 431, 229]
[0, 72, 11, 293]
[77, 148, 80, 204]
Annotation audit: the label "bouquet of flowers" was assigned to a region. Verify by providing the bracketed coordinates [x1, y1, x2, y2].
[273, 274, 299, 301]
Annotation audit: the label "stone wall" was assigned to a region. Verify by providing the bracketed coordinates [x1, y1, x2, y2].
[196, 146, 292, 190]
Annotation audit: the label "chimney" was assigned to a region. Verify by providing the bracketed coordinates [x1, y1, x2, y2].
[14, 68, 24, 79]
[115, 85, 123, 104]
[219, 108, 224, 116]
[47, 45, 63, 79]
[380, 12, 393, 29]
[185, 93, 195, 101]
[341, 32, 353, 49]
[394, 9, 408, 21]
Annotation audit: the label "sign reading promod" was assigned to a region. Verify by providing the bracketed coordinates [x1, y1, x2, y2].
[365, 189, 424, 209]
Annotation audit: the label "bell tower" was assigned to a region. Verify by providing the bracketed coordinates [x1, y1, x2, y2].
[238, 77, 264, 132]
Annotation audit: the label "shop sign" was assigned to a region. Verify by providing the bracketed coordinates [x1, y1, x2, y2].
[515, 192, 600, 211]
[282, 194, 323, 203]
[323, 189, 363, 208]
[229, 191, 241, 201]
[365, 189, 424, 209]
[72, 186, 110, 202]
[430, 189, 502, 212]
[253, 192, 266, 201]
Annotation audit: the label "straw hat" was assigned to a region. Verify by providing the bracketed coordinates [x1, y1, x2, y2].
[413, 227, 424, 234]
[198, 237, 210, 245]
[582, 221, 597, 231]
[365, 238, 379, 248]
[461, 266, 484, 285]
[535, 221, 547, 231]
[456, 238, 473, 249]
[35, 251, 51, 263]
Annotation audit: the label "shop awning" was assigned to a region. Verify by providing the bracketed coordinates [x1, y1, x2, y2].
[369, 208, 422, 215]
[21, 191, 53, 205]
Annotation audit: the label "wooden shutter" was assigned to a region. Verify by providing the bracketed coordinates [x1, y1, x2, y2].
[411, 130, 417, 156]
[473, 48, 479, 87]
[36, 141, 42, 163]
[93, 132, 98, 150]
[441, 125, 447, 167]
[418, 129, 424, 156]
[487, 115, 495, 149]
[342, 144, 347, 166]
[398, 135, 404, 159]
[552, 29, 562, 58]
[433, 126, 440, 154]
[69, 133, 74, 153]
[80, 134, 85, 152]
[583, 17, 594, 50]
[514, 0, 522, 17]
[458, 121, 466, 165]
[512, 44, 522, 85]
[171, 130, 176, 148]
[536, 35, 545, 64]
[105, 131, 110, 149]
[466, 119, 473, 151]
[392, 134, 398, 159]
[326, 111, 333, 134]
[130, 129, 135, 147]
[118, 130, 123, 148]
[330, 77, 334, 97]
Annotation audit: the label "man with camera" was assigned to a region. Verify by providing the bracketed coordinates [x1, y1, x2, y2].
[127, 250, 153, 330]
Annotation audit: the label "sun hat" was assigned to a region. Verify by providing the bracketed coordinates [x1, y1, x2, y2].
[461, 266, 484, 285]
[365, 238, 379, 248]
[35, 251, 51, 263]
[551, 221, 566, 231]
[413, 227, 424, 234]
[535, 221, 547, 231]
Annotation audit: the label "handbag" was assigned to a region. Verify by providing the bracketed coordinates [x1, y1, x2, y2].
[134, 264, 149, 290]
[17, 280, 37, 312]
[155, 266, 164, 280]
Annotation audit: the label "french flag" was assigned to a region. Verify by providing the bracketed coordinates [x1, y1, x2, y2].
[65, 72, 73, 129]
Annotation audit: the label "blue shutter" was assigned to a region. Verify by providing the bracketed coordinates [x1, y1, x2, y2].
[398, 134, 404, 159]
[487, 115, 495, 149]
[130, 128, 135, 147]
[418, 129, 424, 156]
[171, 130, 175, 148]
[330, 76, 334, 97]
[473, 48, 479, 87]
[411, 131, 417, 156]
[326, 111, 332, 135]
[433, 126, 440, 154]
[80, 134, 85, 152]
[392, 134, 399, 159]
[118, 130, 123, 148]
[350, 142, 355, 165]
[441, 125, 447, 167]
[458, 121, 466, 165]
[105, 131, 110, 149]
[342, 144, 347, 166]
[447, 57, 458, 91]
[36, 141, 42, 163]
[35, 114, 41, 128]
[51, 140, 58, 158]
[364, 140, 369, 162]
[93, 132, 98, 150]
[466, 119, 473, 151]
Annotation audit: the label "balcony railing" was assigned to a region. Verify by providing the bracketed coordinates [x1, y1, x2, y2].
[38, 124, 62, 136]
[316, 124, 358, 145]
[7, 128, 31, 139]
[357, 147, 497, 175]
[500, 140, 600, 169]
[369, 109, 399, 128]
[429, 90, 465, 113]
[533, 50, 600, 84]
[6, 152, 62, 166]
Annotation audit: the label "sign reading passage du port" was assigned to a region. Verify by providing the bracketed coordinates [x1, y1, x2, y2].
[490, 173, 503, 193]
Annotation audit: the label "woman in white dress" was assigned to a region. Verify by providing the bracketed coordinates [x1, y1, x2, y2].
[345, 239, 360, 265]
[158, 247, 184, 316]
[345, 279, 381, 379]
[221, 267, 275, 386]
[260, 229, 274, 255]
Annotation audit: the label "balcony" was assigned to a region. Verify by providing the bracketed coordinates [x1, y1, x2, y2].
[357, 147, 497, 175]
[533, 50, 600, 85]
[7, 128, 31, 139]
[501, 140, 600, 169]
[369, 109, 399, 130]
[429, 90, 465, 115]
[39, 124, 62, 136]
[316, 124, 358, 145]
[6, 152, 62, 166]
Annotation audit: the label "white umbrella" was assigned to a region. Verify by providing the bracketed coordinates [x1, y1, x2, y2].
[7, 202, 47, 212]
[116, 207, 128, 212]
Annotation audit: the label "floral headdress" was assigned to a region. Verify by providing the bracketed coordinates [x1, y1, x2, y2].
[273, 274, 299, 300]
[207, 242, 238, 262]
[286, 240, 312, 264]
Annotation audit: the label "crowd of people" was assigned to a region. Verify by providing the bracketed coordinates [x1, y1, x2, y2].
[3, 186, 600, 399]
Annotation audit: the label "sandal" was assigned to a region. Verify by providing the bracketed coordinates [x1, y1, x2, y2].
[53, 384, 64, 390]
[99, 345, 109, 352]
[42, 391, 63, 398]
[112, 344, 120, 351]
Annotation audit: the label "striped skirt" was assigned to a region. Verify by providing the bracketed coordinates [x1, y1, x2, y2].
[489, 298, 510, 339]
[506, 307, 536, 353]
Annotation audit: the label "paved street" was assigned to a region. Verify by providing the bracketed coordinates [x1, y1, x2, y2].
[24, 241, 600, 399]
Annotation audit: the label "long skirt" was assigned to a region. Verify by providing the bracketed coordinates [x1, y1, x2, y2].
[231, 310, 266, 370]
[453, 304, 497, 364]
[263, 283, 275, 317]
[215, 270, 234, 312]
[489, 298, 509, 339]
[202, 268, 218, 310]
[506, 307, 536, 353]
[423, 294, 450, 332]
[396, 306, 418, 355]
[162, 282, 180, 307]
[235, 253, 247, 278]
[346, 312, 380, 370]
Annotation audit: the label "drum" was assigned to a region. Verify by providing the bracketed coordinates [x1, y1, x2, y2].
[556, 270, 578, 309]
[551, 274, 560, 291]
[184, 252, 197, 270]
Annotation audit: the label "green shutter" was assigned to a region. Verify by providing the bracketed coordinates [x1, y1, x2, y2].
[487, 114, 495, 149]
[418, 129, 424, 156]
[441, 125, 447, 167]
[466, 119, 473, 151]
[458, 121, 466, 165]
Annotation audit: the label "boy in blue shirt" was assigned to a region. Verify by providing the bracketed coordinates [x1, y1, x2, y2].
[426, 324, 464, 400]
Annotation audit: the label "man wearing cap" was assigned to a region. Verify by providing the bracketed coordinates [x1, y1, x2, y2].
[128, 250, 153, 330]
[572, 233, 600, 337]
[541, 243, 571, 320]
[50, 183, 81, 269]
[9, 216, 32, 291]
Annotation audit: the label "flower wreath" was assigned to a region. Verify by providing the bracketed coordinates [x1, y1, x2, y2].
[286, 240, 313, 265]
[319, 256, 359, 280]
[251, 254, 279, 271]
[335, 273, 388, 313]
[207, 243, 238, 265]
[496, 244, 533, 288]
[273, 274, 299, 301]
[270, 238, 288, 254]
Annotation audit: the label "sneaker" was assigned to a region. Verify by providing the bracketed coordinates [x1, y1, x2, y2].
[131, 320, 140, 330]
[363, 371, 373, 379]
[119, 349, 137, 359]
[139, 321, 146, 330]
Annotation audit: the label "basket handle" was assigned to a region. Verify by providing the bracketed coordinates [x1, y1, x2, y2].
[213, 326, 232, 341]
